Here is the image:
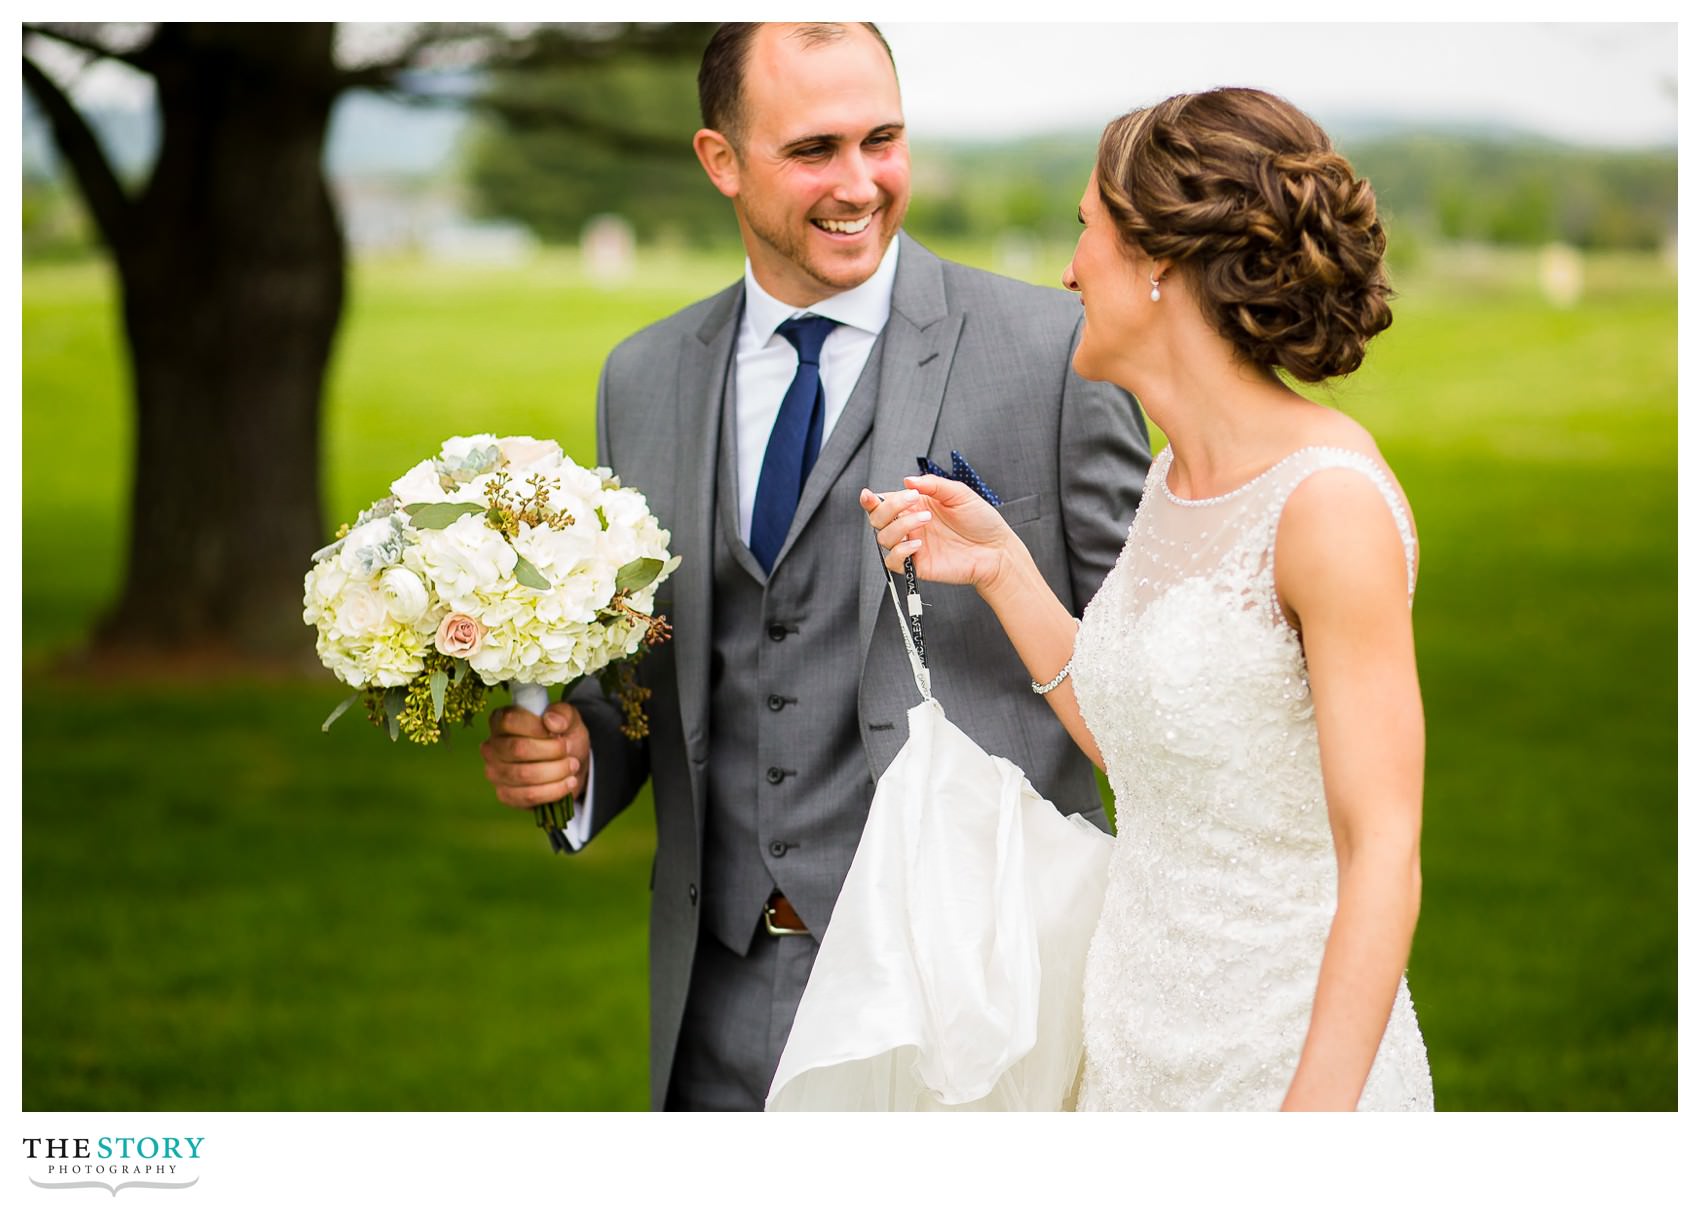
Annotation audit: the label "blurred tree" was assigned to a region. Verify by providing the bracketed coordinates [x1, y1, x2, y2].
[467, 52, 724, 245]
[1345, 135, 1675, 251]
[21, 21, 705, 662]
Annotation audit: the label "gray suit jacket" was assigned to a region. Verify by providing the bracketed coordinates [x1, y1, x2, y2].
[567, 233, 1149, 1108]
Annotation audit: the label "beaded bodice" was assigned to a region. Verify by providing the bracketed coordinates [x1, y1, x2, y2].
[1070, 444, 1431, 1111]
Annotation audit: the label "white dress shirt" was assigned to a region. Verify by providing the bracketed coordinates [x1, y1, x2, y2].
[562, 239, 901, 849]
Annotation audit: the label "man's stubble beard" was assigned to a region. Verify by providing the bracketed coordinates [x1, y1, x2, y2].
[742, 194, 910, 296]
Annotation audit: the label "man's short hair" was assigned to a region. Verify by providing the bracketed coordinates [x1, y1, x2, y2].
[697, 22, 896, 147]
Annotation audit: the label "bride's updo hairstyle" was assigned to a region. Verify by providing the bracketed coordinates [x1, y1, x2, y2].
[1096, 88, 1393, 382]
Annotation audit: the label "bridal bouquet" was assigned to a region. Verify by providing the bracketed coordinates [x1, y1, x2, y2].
[303, 434, 678, 837]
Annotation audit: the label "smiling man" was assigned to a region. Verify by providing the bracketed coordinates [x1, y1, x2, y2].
[480, 21, 1151, 1111]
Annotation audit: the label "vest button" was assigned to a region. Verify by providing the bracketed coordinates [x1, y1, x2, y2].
[688, 883, 698, 906]
[767, 623, 787, 642]
[769, 841, 789, 857]
[767, 694, 785, 712]
[765, 766, 785, 785]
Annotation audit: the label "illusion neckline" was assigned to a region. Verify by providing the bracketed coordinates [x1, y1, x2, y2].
[1157, 444, 1375, 508]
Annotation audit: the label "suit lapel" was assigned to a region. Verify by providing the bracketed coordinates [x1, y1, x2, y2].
[858, 235, 965, 668]
[672, 283, 741, 762]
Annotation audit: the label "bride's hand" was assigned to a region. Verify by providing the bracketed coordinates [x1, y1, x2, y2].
[859, 475, 1016, 592]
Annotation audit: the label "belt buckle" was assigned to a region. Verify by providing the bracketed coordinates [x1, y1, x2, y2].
[763, 896, 810, 937]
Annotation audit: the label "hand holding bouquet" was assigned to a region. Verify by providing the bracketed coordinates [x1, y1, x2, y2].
[303, 434, 678, 848]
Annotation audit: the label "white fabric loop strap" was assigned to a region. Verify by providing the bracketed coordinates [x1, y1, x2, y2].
[884, 564, 932, 701]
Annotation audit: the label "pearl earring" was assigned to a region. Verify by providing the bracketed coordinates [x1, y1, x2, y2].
[1149, 274, 1162, 303]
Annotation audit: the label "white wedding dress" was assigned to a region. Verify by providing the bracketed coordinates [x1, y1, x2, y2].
[1070, 445, 1434, 1111]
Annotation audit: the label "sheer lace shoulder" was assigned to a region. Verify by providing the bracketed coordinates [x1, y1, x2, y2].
[1267, 447, 1418, 602]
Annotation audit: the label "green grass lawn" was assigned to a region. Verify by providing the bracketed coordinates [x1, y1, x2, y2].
[21, 243, 1676, 1110]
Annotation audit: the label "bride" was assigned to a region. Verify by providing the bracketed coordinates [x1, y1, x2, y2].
[862, 87, 1432, 1111]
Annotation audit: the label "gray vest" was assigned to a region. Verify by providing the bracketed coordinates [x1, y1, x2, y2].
[701, 335, 888, 956]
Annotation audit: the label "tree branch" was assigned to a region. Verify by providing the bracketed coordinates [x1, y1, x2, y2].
[21, 52, 134, 257]
[337, 21, 708, 93]
[477, 97, 686, 159]
[382, 85, 687, 159]
[22, 22, 152, 71]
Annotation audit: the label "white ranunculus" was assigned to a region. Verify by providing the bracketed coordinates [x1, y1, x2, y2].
[378, 567, 430, 624]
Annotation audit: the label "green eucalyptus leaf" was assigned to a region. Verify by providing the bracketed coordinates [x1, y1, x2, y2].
[429, 670, 449, 722]
[405, 501, 484, 530]
[321, 692, 359, 733]
[384, 688, 405, 741]
[615, 557, 665, 594]
[451, 658, 469, 686]
[512, 553, 550, 590]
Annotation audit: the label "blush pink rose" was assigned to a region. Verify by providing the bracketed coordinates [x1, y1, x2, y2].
[434, 612, 485, 658]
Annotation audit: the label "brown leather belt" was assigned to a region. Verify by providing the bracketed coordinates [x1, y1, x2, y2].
[763, 892, 809, 937]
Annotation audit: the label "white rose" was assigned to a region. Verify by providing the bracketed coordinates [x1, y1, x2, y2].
[378, 567, 430, 624]
[599, 487, 649, 531]
[553, 462, 606, 505]
[391, 459, 448, 505]
[335, 582, 387, 636]
[498, 436, 565, 475]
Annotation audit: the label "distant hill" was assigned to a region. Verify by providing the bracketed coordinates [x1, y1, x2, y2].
[24, 90, 1676, 253]
[903, 125, 1676, 253]
[22, 88, 472, 183]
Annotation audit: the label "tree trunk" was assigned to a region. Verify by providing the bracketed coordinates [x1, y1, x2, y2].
[94, 23, 344, 661]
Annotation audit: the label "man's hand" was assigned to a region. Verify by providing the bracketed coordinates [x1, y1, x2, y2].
[481, 702, 590, 809]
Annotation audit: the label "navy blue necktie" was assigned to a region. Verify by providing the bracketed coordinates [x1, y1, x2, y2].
[750, 314, 839, 572]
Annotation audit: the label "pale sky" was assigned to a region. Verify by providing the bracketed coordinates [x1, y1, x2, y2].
[25, 19, 1678, 150]
[881, 23, 1676, 147]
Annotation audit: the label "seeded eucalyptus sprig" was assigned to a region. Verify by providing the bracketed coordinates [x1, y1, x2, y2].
[481, 471, 574, 539]
[322, 651, 489, 745]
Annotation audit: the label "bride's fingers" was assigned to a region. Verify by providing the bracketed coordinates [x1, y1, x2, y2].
[883, 539, 922, 573]
[860, 487, 929, 530]
[875, 510, 931, 551]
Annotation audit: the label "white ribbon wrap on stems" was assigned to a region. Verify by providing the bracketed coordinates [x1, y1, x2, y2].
[508, 681, 580, 852]
[509, 680, 551, 719]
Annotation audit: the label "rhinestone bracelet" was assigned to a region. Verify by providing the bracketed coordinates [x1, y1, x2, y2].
[1030, 658, 1073, 696]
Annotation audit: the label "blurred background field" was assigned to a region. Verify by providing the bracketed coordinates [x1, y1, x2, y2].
[21, 241, 1676, 1110]
[20, 20, 1675, 1113]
